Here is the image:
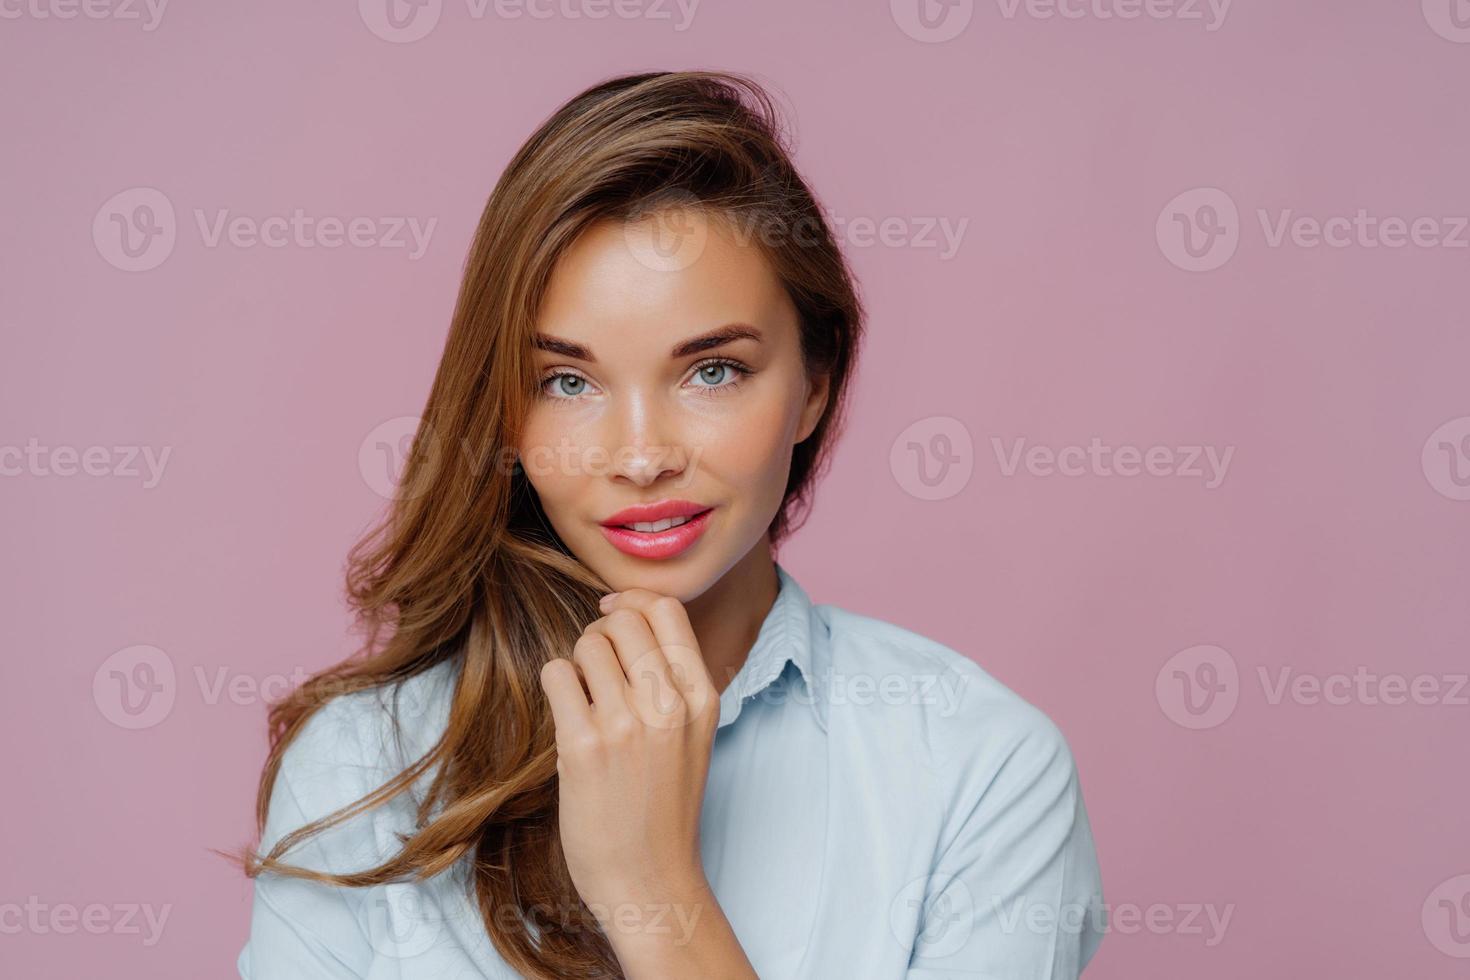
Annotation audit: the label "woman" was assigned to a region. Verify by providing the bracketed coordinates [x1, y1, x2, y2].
[239, 70, 1105, 979]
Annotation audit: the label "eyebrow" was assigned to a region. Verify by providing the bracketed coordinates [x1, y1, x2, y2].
[533, 324, 763, 363]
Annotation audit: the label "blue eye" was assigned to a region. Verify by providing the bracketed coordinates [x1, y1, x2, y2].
[542, 373, 587, 398]
[536, 359, 752, 403]
[688, 358, 752, 395]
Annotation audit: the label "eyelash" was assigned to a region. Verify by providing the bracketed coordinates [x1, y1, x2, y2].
[536, 357, 753, 403]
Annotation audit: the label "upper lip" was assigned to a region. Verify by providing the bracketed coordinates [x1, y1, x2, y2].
[601, 499, 713, 527]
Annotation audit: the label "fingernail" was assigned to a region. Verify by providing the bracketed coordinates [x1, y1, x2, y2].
[599, 592, 620, 606]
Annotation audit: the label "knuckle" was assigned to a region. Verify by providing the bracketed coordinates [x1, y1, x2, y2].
[650, 595, 684, 617]
[566, 732, 603, 758]
[606, 608, 642, 628]
[571, 634, 606, 659]
[604, 715, 640, 742]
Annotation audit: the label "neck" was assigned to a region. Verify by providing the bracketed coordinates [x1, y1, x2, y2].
[682, 542, 779, 697]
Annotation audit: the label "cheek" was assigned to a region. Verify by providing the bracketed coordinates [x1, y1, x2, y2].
[517, 412, 586, 517]
[693, 397, 797, 496]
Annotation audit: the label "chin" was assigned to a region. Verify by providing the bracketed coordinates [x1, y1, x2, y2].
[590, 551, 719, 602]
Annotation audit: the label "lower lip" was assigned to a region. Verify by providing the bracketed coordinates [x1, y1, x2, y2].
[599, 509, 714, 559]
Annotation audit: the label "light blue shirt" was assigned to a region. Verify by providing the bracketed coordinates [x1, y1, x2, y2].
[239, 562, 1105, 978]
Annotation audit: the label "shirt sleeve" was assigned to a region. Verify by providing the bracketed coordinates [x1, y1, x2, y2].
[238, 696, 396, 980]
[238, 872, 364, 979]
[905, 698, 1105, 979]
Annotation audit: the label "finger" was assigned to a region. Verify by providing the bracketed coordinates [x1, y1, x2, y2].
[601, 589, 710, 688]
[571, 632, 632, 717]
[539, 657, 594, 741]
[599, 590, 714, 725]
[584, 606, 679, 725]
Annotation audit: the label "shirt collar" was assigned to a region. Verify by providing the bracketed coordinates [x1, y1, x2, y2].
[715, 561, 828, 733]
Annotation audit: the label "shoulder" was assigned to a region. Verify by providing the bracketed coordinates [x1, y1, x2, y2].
[272, 659, 455, 795]
[259, 660, 457, 867]
[815, 603, 1076, 781]
[278, 660, 456, 776]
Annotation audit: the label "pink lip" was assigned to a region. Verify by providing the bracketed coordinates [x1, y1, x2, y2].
[598, 500, 714, 560]
[601, 499, 711, 526]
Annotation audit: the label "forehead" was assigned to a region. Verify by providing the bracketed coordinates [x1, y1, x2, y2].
[535, 209, 795, 347]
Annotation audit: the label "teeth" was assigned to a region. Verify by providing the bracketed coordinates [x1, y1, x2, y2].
[624, 515, 691, 533]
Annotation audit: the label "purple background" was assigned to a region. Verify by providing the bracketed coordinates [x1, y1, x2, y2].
[4, 1, 1469, 977]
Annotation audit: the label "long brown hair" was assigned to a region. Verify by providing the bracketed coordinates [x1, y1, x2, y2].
[244, 70, 865, 979]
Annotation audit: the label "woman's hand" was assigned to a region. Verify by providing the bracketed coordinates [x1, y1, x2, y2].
[539, 588, 721, 916]
[538, 588, 758, 979]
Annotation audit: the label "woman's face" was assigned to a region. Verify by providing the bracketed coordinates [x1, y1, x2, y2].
[518, 207, 829, 601]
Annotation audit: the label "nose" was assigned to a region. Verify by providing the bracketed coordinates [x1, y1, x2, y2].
[604, 390, 688, 488]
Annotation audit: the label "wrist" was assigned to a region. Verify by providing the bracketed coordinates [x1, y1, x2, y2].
[582, 870, 711, 943]
[589, 862, 709, 908]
